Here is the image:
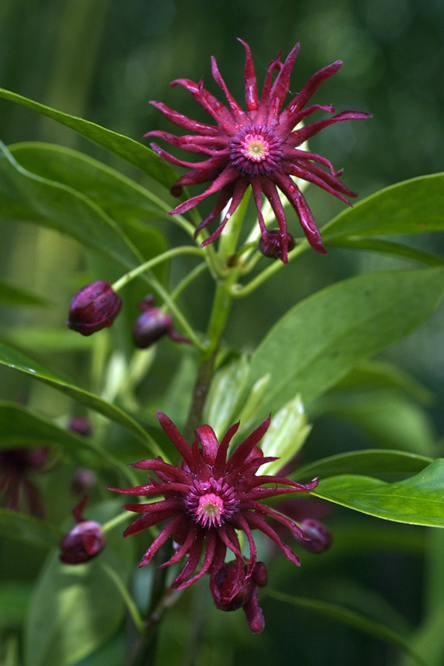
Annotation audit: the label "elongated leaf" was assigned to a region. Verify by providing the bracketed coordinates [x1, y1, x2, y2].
[312, 459, 444, 527]
[0, 279, 50, 307]
[0, 510, 62, 548]
[24, 502, 134, 666]
[328, 237, 444, 266]
[0, 142, 142, 270]
[249, 268, 444, 411]
[296, 449, 432, 483]
[0, 341, 163, 456]
[0, 88, 177, 188]
[322, 173, 444, 240]
[267, 589, 426, 666]
[9, 142, 170, 222]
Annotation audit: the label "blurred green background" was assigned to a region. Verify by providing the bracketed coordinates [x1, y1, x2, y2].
[1, 1, 444, 665]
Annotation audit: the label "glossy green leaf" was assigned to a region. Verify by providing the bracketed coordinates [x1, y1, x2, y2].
[0, 341, 163, 457]
[327, 237, 444, 266]
[312, 459, 444, 527]
[322, 173, 444, 240]
[9, 142, 171, 222]
[24, 501, 134, 666]
[0, 510, 62, 548]
[0, 327, 94, 351]
[0, 88, 177, 188]
[0, 142, 143, 270]
[0, 279, 50, 307]
[267, 589, 426, 666]
[249, 268, 444, 412]
[296, 449, 432, 483]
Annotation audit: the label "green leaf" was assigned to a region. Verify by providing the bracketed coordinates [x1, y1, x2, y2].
[0, 142, 143, 271]
[0, 88, 178, 188]
[312, 459, 444, 527]
[267, 589, 426, 666]
[322, 173, 444, 240]
[296, 449, 432, 483]
[0, 279, 50, 307]
[24, 501, 134, 666]
[9, 142, 171, 222]
[0, 341, 163, 457]
[0, 510, 62, 548]
[327, 237, 444, 266]
[249, 268, 444, 412]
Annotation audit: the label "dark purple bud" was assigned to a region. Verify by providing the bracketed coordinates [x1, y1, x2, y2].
[258, 230, 296, 260]
[60, 496, 105, 564]
[210, 561, 253, 611]
[67, 416, 92, 437]
[59, 520, 106, 564]
[133, 308, 172, 348]
[67, 281, 122, 336]
[71, 468, 97, 495]
[298, 519, 333, 554]
[133, 296, 190, 348]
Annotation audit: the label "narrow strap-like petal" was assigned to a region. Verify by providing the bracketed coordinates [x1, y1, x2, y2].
[156, 411, 195, 470]
[226, 415, 271, 473]
[237, 38, 259, 112]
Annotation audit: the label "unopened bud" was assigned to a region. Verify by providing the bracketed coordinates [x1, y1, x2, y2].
[298, 519, 333, 554]
[60, 520, 106, 564]
[133, 295, 190, 349]
[67, 281, 122, 336]
[60, 496, 105, 564]
[210, 561, 253, 611]
[258, 230, 296, 260]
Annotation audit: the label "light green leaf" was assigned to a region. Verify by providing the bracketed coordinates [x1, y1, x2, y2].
[24, 501, 134, 666]
[259, 395, 311, 475]
[0, 142, 143, 270]
[296, 449, 432, 483]
[0, 341, 163, 457]
[322, 173, 444, 240]
[312, 459, 444, 527]
[267, 589, 426, 666]
[9, 142, 171, 222]
[0, 88, 177, 188]
[0, 510, 62, 548]
[249, 268, 444, 412]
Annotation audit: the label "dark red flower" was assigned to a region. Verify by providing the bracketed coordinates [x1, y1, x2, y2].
[133, 295, 190, 349]
[0, 447, 48, 516]
[67, 280, 122, 336]
[60, 496, 106, 564]
[146, 40, 371, 263]
[110, 411, 318, 593]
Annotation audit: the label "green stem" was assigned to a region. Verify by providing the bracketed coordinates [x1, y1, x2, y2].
[185, 272, 238, 436]
[111, 246, 204, 292]
[100, 562, 145, 635]
[231, 240, 309, 298]
[101, 510, 131, 534]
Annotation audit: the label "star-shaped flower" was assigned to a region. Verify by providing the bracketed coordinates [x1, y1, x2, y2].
[110, 411, 318, 593]
[146, 40, 371, 263]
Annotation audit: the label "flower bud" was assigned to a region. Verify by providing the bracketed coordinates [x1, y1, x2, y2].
[298, 519, 333, 554]
[210, 561, 253, 611]
[71, 468, 97, 495]
[243, 586, 265, 634]
[60, 496, 105, 564]
[133, 308, 172, 348]
[67, 416, 92, 437]
[133, 295, 190, 349]
[59, 520, 106, 564]
[258, 230, 296, 260]
[67, 281, 122, 336]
